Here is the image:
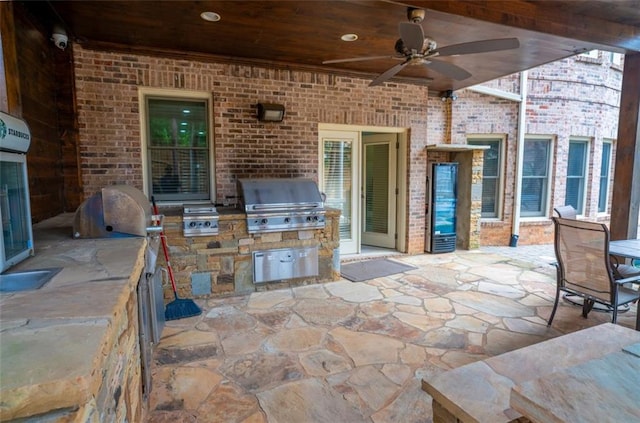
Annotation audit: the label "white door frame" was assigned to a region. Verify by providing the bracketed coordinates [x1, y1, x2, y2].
[318, 123, 408, 254]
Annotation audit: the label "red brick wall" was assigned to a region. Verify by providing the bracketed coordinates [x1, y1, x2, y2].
[430, 54, 623, 246]
[72, 47, 430, 253]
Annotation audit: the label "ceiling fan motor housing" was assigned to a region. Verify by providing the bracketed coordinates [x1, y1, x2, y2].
[407, 8, 425, 23]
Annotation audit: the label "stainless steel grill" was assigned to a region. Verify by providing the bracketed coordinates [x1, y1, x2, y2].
[182, 204, 219, 237]
[238, 178, 326, 233]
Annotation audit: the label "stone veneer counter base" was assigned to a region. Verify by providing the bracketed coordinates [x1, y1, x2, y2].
[0, 214, 147, 421]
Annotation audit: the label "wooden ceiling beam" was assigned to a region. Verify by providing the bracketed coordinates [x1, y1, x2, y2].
[396, 0, 640, 52]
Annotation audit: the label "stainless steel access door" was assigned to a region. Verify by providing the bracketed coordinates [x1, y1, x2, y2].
[253, 246, 319, 284]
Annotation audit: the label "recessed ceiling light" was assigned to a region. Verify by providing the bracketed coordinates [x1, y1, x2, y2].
[200, 11, 221, 22]
[341, 33, 358, 42]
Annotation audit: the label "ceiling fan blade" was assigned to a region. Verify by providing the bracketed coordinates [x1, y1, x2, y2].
[398, 22, 424, 52]
[424, 59, 472, 80]
[434, 38, 520, 57]
[370, 60, 410, 86]
[323, 55, 398, 64]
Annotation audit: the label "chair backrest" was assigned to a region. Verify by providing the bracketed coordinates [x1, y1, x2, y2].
[552, 217, 615, 303]
[554, 205, 577, 219]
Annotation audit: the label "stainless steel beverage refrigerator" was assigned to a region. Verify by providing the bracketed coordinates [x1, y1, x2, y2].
[425, 162, 457, 253]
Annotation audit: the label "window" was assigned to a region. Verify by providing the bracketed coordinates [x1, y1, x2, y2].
[610, 52, 623, 67]
[580, 49, 599, 59]
[141, 90, 213, 202]
[598, 141, 612, 213]
[468, 138, 502, 218]
[565, 139, 588, 215]
[521, 138, 551, 217]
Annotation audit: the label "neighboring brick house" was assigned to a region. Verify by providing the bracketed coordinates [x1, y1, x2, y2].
[456, 50, 624, 246]
[71, 45, 623, 252]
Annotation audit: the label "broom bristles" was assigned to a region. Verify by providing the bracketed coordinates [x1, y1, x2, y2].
[165, 298, 202, 321]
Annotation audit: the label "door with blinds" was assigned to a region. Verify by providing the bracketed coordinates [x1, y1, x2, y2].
[319, 130, 360, 254]
[362, 133, 397, 248]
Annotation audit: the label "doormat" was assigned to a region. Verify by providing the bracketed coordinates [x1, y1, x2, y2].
[340, 258, 417, 282]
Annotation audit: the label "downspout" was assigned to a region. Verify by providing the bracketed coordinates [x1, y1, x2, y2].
[510, 70, 528, 247]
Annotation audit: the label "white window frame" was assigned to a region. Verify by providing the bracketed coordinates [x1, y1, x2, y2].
[580, 49, 599, 59]
[598, 140, 613, 215]
[610, 52, 623, 67]
[138, 87, 215, 204]
[521, 137, 553, 219]
[565, 138, 590, 216]
[468, 135, 505, 220]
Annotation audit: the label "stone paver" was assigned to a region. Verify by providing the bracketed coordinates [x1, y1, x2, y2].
[147, 246, 638, 423]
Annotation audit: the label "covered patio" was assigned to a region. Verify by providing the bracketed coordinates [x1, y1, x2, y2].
[147, 245, 638, 422]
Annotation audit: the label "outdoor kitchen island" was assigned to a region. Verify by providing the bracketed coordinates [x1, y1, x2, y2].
[160, 205, 342, 299]
[0, 214, 149, 422]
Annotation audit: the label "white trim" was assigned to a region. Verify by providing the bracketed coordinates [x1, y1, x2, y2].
[466, 85, 522, 102]
[467, 135, 506, 220]
[137, 87, 215, 203]
[318, 123, 408, 254]
[521, 136, 554, 218]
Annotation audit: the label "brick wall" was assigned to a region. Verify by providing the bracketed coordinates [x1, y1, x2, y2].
[73, 46, 429, 254]
[71, 46, 623, 250]
[442, 53, 622, 245]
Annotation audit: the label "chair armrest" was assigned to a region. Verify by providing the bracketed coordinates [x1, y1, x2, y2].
[613, 274, 640, 285]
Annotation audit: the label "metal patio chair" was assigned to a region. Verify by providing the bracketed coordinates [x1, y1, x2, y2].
[553, 205, 639, 279]
[548, 217, 640, 326]
[553, 205, 577, 219]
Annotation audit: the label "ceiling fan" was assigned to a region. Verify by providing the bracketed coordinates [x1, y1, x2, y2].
[323, 8, 520, 87]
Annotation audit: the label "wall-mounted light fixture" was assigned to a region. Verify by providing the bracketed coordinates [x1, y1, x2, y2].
[256, 103, 285, 122]
[440, 90, 458, 102]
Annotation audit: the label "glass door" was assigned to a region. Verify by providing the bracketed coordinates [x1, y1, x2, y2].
[362, 133, 397, 248]
[0, 151, 34, 271]
[319, 130, 360, 254]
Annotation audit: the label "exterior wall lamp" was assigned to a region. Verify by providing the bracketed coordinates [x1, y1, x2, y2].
[256, 103, 285, 122]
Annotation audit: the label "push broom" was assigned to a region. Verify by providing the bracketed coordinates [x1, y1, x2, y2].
[152, 197, 202, 321]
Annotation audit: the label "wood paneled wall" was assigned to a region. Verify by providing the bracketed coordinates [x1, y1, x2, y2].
[3, 3, 81, 222]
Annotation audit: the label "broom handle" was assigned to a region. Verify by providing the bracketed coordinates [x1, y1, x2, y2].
[152, 196, 179, 298]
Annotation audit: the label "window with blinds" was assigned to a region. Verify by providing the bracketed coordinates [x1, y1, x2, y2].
[468, 138, 501, 218]
[565, 140, 588, 214]
[323, 140, 352, 239]
[598, 141, 612, 213]
[145, 97, 211, 202]
[521, 138, 551, 217]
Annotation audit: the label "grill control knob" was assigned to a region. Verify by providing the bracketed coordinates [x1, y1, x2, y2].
[261, 218, 268, 224]
[204, 221, 211, 227]
[189, 222, 197, 228]
[284, 217, 291, 223]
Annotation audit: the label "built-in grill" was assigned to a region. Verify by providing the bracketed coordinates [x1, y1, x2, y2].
[182, 204, 219, 237]
[238, 178, 326, 233]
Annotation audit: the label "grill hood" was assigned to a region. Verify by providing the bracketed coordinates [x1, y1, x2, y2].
[238, 178, 326, 233]
[239, 178, 323, 212]
[73, 185, 158, 238]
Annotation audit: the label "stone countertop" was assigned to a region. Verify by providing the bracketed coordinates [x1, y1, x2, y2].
[0, 213, 146, 421]
[422, 323, 640, 423]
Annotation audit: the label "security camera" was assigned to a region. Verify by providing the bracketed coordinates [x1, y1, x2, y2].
[52, 28, 68, 50]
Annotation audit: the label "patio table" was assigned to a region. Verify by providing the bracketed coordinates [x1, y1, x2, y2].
[609, 238, 640, 261]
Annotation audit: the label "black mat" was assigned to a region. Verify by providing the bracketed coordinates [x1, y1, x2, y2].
[340, 258, 417, 282]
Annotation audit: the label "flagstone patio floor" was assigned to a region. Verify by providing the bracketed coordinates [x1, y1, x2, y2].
[146, 245, 638, 423]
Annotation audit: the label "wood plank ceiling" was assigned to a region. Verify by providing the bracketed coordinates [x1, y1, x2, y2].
[26, 0, 640, 93]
